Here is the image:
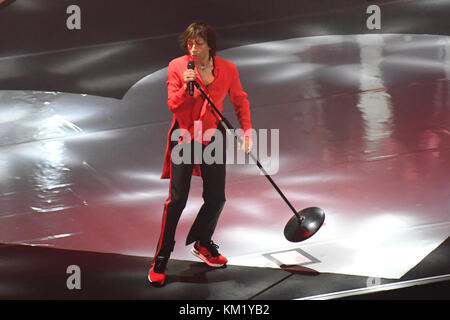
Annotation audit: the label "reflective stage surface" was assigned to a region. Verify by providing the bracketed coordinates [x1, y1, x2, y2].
[1, 34, 449, 281]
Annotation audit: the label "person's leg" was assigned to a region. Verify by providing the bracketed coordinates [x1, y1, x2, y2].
[188, 160, 228, 267]
[187, 161, 226, 245]
[149, 143, 194, 284]
[154, 160, 194, 258]
[186, 135, 229, 267]
[186, 134, 227, 245]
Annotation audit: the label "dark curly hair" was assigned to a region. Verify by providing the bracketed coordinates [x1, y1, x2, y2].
[179, 21, 217, 57]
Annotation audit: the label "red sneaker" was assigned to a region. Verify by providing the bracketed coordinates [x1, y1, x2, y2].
[191, 241, 228, 267]
[148, 256, 168, 285]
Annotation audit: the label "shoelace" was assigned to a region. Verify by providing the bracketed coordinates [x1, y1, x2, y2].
[203, 241, 220, 257]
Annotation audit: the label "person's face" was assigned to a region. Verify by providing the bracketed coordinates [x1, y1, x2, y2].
[187, 36, 210, 60]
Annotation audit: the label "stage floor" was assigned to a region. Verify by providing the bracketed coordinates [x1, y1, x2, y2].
[0, 238, 448, 300]
[1, 32, 449, 299]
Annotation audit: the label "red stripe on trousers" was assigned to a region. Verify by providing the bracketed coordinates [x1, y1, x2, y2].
[154, 162, 172, 258]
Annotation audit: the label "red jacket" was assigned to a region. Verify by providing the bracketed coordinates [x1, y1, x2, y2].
[161, 55, 252, 179]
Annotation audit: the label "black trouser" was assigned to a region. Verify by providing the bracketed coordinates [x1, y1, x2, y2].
[154, 124, 226, 259]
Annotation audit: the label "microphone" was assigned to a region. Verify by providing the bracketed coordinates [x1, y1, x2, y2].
[188, 61, 195, 96]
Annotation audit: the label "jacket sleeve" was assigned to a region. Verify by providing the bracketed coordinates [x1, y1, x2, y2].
[166, 60, 192, 113]
[228, 62, 252, 138]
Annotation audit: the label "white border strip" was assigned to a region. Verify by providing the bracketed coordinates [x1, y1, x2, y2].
[296, 274, 450, 300]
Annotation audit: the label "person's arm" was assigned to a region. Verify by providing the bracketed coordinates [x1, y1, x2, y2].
[228, 62, 253, 152]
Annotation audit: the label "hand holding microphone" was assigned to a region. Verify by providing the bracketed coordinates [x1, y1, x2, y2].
[184, 61, 196, 96]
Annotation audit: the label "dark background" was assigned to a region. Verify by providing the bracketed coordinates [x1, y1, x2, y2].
[1, 0, 449, 98]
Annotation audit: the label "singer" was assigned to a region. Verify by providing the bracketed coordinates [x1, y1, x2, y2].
[149, 21, 253, 285]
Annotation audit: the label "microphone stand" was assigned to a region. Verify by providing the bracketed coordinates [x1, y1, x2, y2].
[193, 81, 300, 219]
